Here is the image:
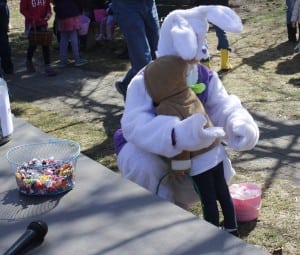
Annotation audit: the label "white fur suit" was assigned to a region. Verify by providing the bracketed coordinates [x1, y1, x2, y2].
[115, 5, 259, 208]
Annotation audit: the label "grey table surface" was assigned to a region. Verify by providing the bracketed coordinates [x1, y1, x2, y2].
[0, 118, 269, 255]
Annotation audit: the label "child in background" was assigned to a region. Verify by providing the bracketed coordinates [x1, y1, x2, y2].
[20, 0, 57, 76]
[291, 0, 300, 52]
[94, 0, 115, 41]
[53, 0, 88, 67]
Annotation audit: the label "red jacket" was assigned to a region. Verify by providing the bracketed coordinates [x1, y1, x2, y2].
[20, 0, 52, 27]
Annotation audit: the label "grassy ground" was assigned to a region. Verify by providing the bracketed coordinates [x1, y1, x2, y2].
[5, 0, 300, 254]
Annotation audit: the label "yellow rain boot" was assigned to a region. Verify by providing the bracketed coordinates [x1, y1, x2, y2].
[220, 49, 232, 71]
[200, 58, 211, 69]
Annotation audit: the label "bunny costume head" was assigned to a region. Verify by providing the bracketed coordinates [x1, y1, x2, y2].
[157, 5, 243, 61]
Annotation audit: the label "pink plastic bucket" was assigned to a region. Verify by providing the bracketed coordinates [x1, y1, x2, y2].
[78, 15, 90, 36]
[93, 9, 107, 23]
[229, 183, 262, 222]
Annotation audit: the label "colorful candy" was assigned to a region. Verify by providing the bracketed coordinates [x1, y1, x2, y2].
[15, 157, 75, 195]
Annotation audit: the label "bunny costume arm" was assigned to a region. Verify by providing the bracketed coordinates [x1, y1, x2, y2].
[121, 72, 182, 158]
[204, 73, 259, 151]
[121, 66, 259, 159]
[155, 5, 259, 151]
[121, 66, 229, 158]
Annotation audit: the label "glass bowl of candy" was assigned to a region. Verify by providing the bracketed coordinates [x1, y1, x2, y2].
[6, 140, 80, 196]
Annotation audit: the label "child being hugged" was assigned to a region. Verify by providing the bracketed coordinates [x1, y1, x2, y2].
[53, 0, 88, 67]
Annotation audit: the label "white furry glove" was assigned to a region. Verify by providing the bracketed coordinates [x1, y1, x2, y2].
[226, 119, 259, 151]
[174, 113, 225, 151]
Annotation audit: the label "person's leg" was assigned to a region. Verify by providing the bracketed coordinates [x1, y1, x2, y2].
[96, 17, 107, 40]
[214, 25, 232, 71]
[144, 0, 160, 60]
[192, 168, 220, 226]
[106, 15, 115, 40]
[113, 1, 155, 95]
[214, 25, 230, 50]
[42, 44, 56, 76]
[69, 30, 80, 61]
[41, 37, 56, 76]
[213, 162, 238, 235]
[26, 41, 37, 73]
[42, 45, 51, 66]
[69, 30, 87, 66]
[0, 33, 13, 74]
[53, 15, 61, 44]
[59, 31, 69, 65]
[286, 0, 297, 42]
[100, 17, 107, 39]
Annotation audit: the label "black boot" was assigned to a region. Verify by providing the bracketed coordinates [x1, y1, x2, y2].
[228, 229, 240, 238]
[287, 23, 297, 42]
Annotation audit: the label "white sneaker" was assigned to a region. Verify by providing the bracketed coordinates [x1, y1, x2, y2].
[74, 59, 88, 67]
[294, 42, 300, 52]
[95, 34, 105, 41]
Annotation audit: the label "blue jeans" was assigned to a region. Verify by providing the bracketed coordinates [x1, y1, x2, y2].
[213, 25, 230, 50]
[286, 0, 296, 24]
[192, 162, 237, 230]
[60, 30, 80, 62]
[112, 0, 160, 90]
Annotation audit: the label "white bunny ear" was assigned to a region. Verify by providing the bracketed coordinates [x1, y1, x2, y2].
[156, 5, 242, 60]
[170, 16, 198, 60]
[199, 5, 243, 33]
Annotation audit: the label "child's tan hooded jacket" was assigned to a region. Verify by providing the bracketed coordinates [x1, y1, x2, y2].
[144, 55, 220, 171]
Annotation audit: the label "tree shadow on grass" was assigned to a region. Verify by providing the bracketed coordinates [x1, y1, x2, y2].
[238, 220, 258, 238]
[241, 41, 297, 73]
[288, 77, 300, 87]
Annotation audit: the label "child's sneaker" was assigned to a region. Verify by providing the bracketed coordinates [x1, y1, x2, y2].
[106, 35, 113, 41]
[74, 59, 88, 67]
[56, 61, 67, 68]
[44, 65, 57, 76]
[26, 61, 35, 73]
[95, 34, 105, 41]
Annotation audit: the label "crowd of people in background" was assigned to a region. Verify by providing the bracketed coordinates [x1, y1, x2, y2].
[51, 0, 88, 68]
[0, 0, 299, 77]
